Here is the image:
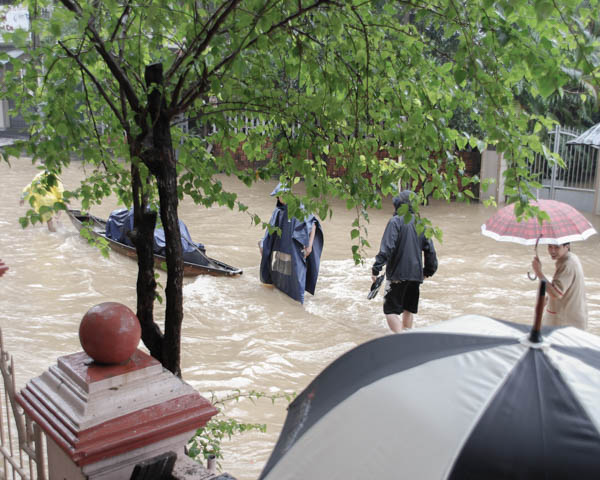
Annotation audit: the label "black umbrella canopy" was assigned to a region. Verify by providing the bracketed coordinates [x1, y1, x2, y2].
[259, 315, 600, 479]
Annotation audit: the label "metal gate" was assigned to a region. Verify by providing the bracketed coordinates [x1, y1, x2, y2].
[0, 330, 47, 480]
[529, 125, 599, 212]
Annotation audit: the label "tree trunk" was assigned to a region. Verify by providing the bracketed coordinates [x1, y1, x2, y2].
[130, 158, 164, 360]
[143, 62, 184, 377]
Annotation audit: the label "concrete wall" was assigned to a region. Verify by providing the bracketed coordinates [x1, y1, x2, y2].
[0, 99, 9, 130]
[479, 149, 505, 204]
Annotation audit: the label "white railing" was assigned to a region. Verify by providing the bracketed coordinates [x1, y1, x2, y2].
[0, 329, 47, 480]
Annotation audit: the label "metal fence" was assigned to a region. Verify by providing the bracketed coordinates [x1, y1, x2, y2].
[529, 124, 599, 212]
[0, 329, 47, 480]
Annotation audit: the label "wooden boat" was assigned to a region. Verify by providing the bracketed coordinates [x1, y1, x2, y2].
[67, 209, 243, 277]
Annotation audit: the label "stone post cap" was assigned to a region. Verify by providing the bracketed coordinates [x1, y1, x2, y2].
[79, 302, 141, 364]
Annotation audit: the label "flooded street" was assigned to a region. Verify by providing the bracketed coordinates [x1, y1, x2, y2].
[2, 158, 600, 479]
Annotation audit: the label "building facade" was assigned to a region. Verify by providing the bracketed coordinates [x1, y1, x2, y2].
[0, 2, 29, 139]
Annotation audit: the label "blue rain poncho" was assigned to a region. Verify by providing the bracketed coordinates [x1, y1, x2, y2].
[259, 201, 324, 303]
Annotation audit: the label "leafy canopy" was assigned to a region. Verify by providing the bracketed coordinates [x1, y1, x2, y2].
[1, 0, 598, 260]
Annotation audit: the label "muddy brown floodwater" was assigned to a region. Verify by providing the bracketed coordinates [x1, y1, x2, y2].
[1, 159, 599, 479]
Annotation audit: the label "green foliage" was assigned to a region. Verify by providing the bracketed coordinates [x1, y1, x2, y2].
[79, 225, 111, 258]
[3, 0, 597, 254]
[187, 390, 296, 467]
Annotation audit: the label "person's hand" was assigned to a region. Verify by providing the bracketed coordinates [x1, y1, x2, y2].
[304, 244, 312, 258]
[0, 260, 8, 278]
[371, 275, 378, 283]
[257, 240, 263, 256]
[531, 256, 543, 278]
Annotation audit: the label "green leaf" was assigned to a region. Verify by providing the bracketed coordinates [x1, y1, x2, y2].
[534, 0, 554, 22]
[50, 19, 62, 37]
[454, 69, 467, 85]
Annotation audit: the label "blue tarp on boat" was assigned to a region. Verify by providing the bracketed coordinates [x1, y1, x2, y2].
[154, 220, 204, 255]
[105, 208, 205, 255]
[259, 202, 324, 303]
[105, 208, 135, 247]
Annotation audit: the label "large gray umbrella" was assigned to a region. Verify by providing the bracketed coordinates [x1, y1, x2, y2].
[566, 122, 600, 147]
[259, 282, 600, 480]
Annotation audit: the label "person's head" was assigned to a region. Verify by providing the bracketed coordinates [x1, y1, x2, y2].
[270, 182, 290, 197]
[547, 243, 570, 261]
[393, 190, 414, 214]
[271, 182, 289, 206]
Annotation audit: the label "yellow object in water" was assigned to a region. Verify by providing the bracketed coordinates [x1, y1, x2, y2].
[22, 172, 64, 222]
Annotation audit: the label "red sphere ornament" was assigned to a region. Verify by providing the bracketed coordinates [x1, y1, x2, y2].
[79, 302, 141, 364]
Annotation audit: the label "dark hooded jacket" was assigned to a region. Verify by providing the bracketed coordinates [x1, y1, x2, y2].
[371, 191, 437, 282]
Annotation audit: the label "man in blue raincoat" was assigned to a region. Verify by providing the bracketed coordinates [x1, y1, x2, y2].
[259, 183, 324, 304]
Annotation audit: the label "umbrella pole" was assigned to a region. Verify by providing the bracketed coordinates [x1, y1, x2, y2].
[527, 236, 541, 281]
[529, 279, 547, 343]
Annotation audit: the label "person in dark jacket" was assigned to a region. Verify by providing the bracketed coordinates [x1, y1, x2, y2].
[371, 191, 438, 332]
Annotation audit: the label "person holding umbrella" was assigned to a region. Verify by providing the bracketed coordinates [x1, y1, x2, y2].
[371, 190, 437, 333]
[481, 198, 595, 330]
[531, 243, 588, 330]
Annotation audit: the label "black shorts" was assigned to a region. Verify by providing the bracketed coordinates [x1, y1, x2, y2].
[383, 281, 420, 315]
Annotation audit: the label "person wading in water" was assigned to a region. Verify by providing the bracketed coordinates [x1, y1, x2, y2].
[371, 190, 438, 333]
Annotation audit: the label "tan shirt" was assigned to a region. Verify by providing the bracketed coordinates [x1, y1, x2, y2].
[544, 252, 587, 330]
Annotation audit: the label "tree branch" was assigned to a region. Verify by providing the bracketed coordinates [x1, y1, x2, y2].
[168, 0, 243, 110]
[57, 40, 127, 127]
[58, 0, 143, 114]
[176, 0, 337, 112]
[166, 0, 240, 82]
[110, 1, 132, 43]
[350, 6, 370, 134]
[79, 68, 109, 169]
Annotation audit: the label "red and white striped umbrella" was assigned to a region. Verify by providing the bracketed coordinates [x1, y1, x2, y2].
[481, 199, 596, 245]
